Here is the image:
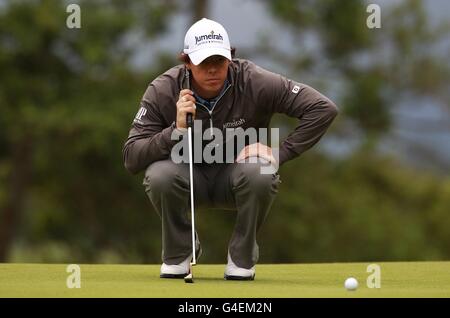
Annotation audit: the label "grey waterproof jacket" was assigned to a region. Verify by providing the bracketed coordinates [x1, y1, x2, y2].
[123, 59, 338, 174]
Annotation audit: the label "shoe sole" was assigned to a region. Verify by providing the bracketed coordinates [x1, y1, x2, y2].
[224, 274, 255, 281]
[160, 273, 188, 279]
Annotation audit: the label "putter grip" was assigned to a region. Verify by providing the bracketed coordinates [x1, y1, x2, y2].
[186, 113, 193, 128]
[185, 68, 193, 128]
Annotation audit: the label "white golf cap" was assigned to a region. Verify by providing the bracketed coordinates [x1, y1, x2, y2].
[183, 18, 231, 65]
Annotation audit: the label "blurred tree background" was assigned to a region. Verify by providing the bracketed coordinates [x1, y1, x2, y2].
[0, 0, 449, 264]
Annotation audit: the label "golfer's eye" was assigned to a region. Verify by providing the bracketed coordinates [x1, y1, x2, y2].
[215, 57, 226, 64]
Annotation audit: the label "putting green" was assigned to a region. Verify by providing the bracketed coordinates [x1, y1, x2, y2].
[0, 262, 449, 297]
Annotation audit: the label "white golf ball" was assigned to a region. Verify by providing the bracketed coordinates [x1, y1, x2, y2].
[344, 277, 358, 291]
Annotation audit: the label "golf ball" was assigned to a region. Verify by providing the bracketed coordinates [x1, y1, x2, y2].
[344, 277, 358, 291]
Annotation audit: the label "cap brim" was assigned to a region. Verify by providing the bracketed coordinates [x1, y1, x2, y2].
[188, 48, 231, 65]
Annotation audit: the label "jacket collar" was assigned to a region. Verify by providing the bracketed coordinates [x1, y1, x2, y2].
[220, 61, 237, 109]
[227, 60, 237, 87]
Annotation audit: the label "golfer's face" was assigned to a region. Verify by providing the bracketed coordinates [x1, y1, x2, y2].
[189, 55, 229, 95]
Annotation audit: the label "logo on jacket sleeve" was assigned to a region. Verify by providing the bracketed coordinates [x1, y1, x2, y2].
[133, 107, 147, 124]
[292, 85, 300, 94]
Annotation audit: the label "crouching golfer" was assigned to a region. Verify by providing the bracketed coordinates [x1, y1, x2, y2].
[123, 18, 338, 280]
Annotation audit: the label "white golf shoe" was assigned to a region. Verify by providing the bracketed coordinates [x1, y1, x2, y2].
[160, 255, 191, 278]
[224, 252, 255, 281]
[160, 246, 202, 279]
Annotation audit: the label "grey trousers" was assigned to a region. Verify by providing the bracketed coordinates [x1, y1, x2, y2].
[143, 159, 281, 269]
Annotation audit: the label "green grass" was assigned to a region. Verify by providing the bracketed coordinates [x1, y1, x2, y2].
[1, 262, 449, 297]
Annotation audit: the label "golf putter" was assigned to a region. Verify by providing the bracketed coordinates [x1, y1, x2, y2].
[184, 69, 196, 284]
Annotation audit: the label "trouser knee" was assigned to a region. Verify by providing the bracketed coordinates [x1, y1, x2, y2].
[143, 160, 188, 195]
[232, 162, 281, 195]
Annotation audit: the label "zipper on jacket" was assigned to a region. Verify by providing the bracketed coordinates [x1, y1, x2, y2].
[209, 116, 214, 138]
[195, 83, 231, 139]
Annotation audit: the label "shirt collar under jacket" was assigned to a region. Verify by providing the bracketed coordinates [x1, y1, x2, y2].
[193, 79, 229, 110]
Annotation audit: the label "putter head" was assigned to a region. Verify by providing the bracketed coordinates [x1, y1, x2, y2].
[184, 272, 193, 283]
[184, 262, 195, 284]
